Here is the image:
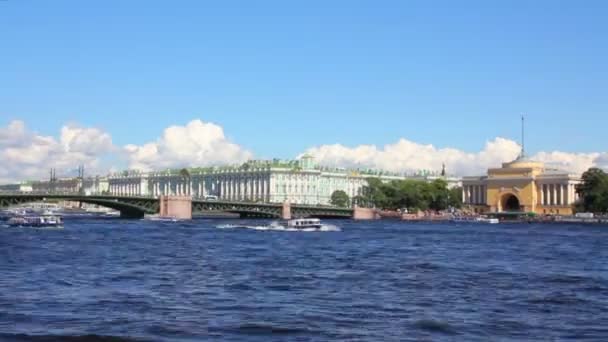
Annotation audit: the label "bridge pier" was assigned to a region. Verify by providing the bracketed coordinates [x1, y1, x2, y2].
[159, 195, 192, 220]
[281, 201, 291, 220]
[353, 206, 379, 220]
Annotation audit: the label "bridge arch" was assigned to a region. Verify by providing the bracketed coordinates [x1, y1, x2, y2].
[71, 198, 153, 218]
[0, 195, 157, 219]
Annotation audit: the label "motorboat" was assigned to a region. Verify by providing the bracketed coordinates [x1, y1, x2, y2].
[7, 213, 63, 228]
[451, 216, 499, 224]
[285, 218, 323, 229]
[143, 215, 180, 222]
[475, 217, 500, 224]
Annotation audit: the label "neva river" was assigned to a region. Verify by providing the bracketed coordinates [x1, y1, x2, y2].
[1, 219, 608, 341]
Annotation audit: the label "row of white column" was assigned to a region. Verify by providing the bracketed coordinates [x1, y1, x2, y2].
[150, 181, 198, 197]
[463, 185, 486, 204]
[110, 177, 273, 200]
[539, 183, 578, 206]
[218, 177, 270, 201]
[109, 183, 142, 196]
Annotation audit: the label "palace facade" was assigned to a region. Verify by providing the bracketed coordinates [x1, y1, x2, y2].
[462, 156, 581, 215]
[107, 156, 461, 205]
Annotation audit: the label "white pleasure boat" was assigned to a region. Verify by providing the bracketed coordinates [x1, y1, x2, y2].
[285, 218, 323, 229]
[7, 212, 63, 228]
[451, 216, 499, 224]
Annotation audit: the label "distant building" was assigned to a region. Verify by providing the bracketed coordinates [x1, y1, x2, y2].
[30, 176, 109, 195]
[82, 176, 109, 195]
[462, 156, 581, 215]
[0, 182, 33, 193]
[107, 156, 461, 205]
[2, 157, 461, 205]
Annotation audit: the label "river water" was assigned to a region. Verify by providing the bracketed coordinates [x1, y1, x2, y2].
[1, 219, 608, 341]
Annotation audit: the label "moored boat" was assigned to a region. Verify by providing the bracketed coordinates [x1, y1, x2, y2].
[7, 213, 63, 228]
[475, 217, 500, 224]
[451, 216, 499, 224]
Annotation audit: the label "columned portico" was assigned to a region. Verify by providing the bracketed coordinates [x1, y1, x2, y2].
[463, 157, 581, 215]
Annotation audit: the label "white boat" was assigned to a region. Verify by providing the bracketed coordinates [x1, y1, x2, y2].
[285, 218, 323, 229]
[451, 216, 499, 224]
[7, 213, 63, 228]
[475, 217, 500, 224]
[144, 215, 180, 222]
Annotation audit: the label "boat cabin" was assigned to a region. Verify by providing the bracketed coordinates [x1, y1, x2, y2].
[286, 218, 322, 229]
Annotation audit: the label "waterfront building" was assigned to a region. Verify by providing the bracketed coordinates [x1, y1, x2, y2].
[30, 176, 109, 195]
[107, 155, 461, 205]
[32, 178, 80, 193]
[462, 156, 581, 215]
[1, 156, 461, 206]
[0, 181, 33, 193]
[82, 176, 110, 195]
[108, 171, 149, 197]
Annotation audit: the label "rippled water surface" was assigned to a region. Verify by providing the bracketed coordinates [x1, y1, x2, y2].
[2, 219, 608, 341]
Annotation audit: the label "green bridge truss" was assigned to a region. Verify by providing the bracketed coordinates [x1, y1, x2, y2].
[0, 194, 353, 219]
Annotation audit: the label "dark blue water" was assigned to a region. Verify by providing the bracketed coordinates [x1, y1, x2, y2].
[2, 219, 608, 341]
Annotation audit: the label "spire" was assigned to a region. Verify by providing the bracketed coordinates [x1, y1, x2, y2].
[520, 114, 525, 158]
[441, 163, 446, 176]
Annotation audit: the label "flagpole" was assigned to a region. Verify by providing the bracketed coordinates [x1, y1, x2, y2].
[521, 114, 525, 157]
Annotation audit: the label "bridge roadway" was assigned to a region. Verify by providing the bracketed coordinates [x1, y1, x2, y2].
[0, 193, 354, 219]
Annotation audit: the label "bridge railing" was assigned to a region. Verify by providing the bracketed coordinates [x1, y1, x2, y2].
[0, 191, 352, 210]
[0, 191, 158, 198]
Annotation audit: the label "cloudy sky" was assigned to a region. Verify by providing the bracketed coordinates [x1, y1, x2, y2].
[1, 119, 606, 184]
[1, 1, 607, 183]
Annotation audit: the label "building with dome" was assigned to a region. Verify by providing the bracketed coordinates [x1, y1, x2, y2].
[106, 155, 412, 205]
[103, 155, 462, 205]
[462, 155, 581, 215]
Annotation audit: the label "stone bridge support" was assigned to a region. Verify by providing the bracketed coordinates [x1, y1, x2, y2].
[159, 195, 192, 220]
[281, 201, 291, 220]
[353, 206, 379, 220]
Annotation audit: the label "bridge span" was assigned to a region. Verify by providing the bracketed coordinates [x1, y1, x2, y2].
[0, 193, 355, 219]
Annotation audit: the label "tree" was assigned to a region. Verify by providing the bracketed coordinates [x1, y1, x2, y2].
[361, 177, 455, 211]
[449, 186, 463, 209]
[351, 195, 366, 207]
[179, 168, 190, 179]
[428, 179, 450, 210]
[360, 178, 385, 208]
[576, 168, 608, 213]
[330, 190, 350, 207]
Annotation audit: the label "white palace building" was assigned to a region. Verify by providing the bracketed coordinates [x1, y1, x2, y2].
[106, 155, 461, 205]
[0, 156, 461, 206]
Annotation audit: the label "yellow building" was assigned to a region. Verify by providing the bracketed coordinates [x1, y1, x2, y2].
[462, 156, 581, 216]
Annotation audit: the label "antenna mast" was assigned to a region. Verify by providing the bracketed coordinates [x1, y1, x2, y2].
[521, 114, 525, 158]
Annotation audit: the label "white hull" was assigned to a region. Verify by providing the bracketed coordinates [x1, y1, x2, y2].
[451, 217, 499, 224]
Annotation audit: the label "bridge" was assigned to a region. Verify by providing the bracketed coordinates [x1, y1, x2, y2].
[0, 193, 355, 219]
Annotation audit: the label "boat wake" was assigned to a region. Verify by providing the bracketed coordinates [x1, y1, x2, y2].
[216, 221, 341, 232]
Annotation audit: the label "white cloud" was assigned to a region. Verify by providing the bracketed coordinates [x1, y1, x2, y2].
[1, 118, 606, 184]
[533, 151, 599, 175]
[0, 120, 28, 147]
[594, 153, 608, 170]
[302, 138, 606, 176]
[60, 125, 113, 156]
[124, 119, 253, 171]
[0, 121, 115, 183]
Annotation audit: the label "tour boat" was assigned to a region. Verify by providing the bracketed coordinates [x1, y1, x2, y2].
[7, 213, 63, 228]
[451, 216, 499, 224]
[285, 218, 323, 229]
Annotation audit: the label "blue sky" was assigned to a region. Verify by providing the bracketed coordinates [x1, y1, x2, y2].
[1, 0, 607, 159]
